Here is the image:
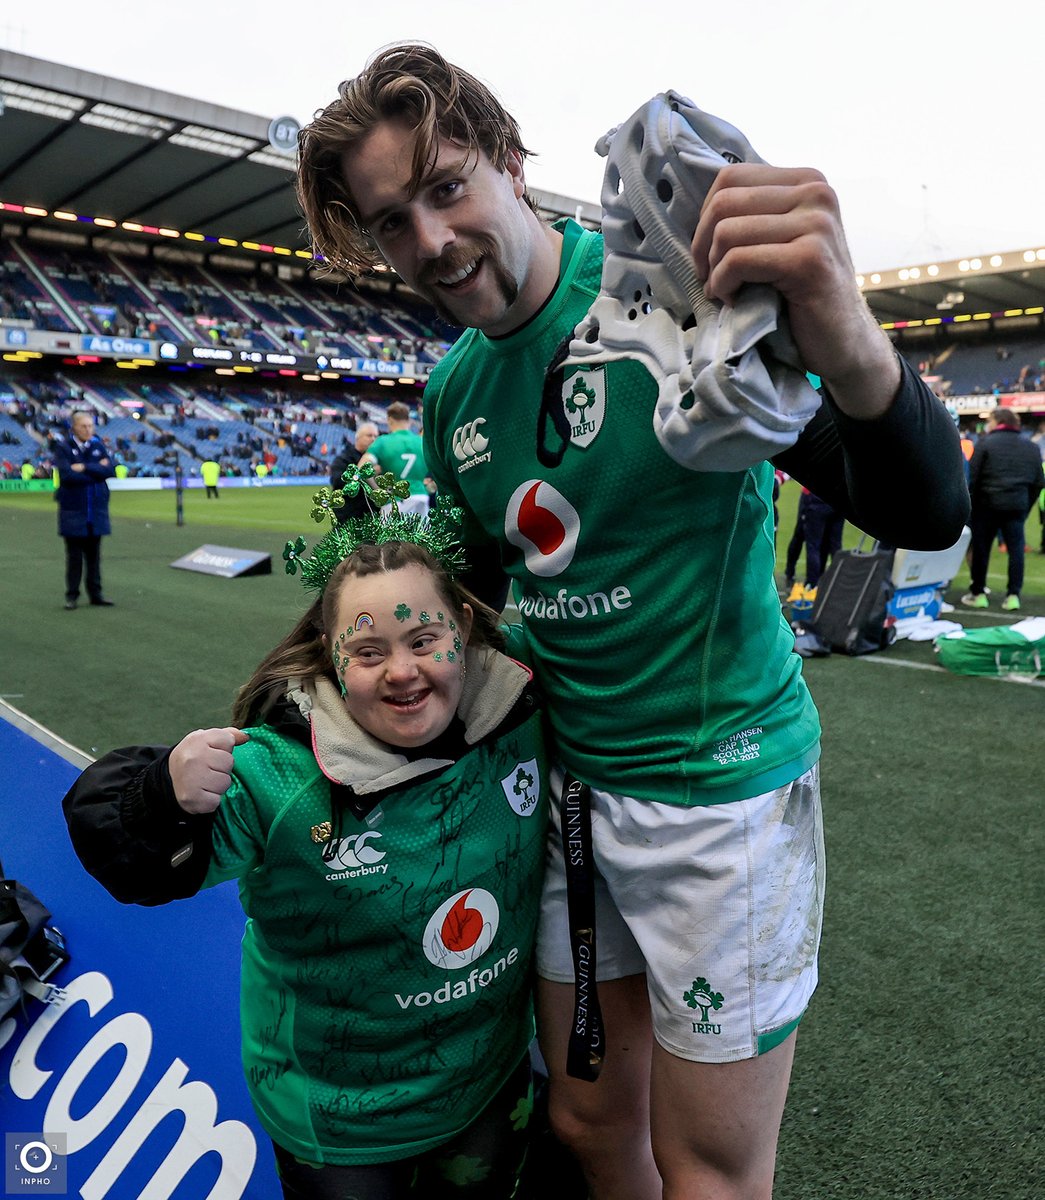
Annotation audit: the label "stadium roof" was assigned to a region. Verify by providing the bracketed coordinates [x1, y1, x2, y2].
[0, 49, 600, 269]
[857, 249, 1045, 339]
[1, 48, 1043, 338]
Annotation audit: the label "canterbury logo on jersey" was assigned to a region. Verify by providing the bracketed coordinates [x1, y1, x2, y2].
[323, 830, 389, 881]
[452, 418, 491, 472]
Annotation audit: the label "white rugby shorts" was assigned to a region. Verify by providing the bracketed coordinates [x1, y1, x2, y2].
[537, 764, 825, 1063]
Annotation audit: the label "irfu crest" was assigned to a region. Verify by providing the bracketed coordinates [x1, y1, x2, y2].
[561, 368, 605, 448]
[501, 758, 541, 817]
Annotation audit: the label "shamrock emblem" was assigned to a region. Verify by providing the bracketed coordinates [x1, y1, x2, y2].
[433, 495, 464, 526]
[682, 977, 724, 1017]
[310, 486, 345, 523]
[339, 462, 375, 497]
[565, 375, 598, 415]
[370, 472, 411, 507]
[510, 1080, 535, 1131]
[282, 536, 307, 575]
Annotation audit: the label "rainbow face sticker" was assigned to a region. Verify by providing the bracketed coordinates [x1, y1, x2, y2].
[353, 613, 375, 631]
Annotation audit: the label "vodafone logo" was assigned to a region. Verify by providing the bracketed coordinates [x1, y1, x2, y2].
[397, 890, 521, 1009]
[504, 480, 580, 577]
[422, 888, 499, 969]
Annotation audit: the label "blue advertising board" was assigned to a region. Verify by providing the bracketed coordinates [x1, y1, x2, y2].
[0, 707, 280, 1197]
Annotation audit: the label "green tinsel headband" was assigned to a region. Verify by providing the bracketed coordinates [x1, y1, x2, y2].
[281, 462, 468, 592]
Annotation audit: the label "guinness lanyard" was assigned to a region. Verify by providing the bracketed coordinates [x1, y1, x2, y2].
[561, 773, 604, 1082]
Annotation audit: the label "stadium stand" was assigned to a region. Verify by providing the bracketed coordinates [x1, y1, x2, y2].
[0, 218, 447, 478]
[925, 336, 1045, 397]
[2, 239, 78, 332]
[1, 47, 1043, 486]
[5, 225, 1045, 482]
[0, 408, 39, 464]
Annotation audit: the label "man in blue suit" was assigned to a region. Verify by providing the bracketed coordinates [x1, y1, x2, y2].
[54, 411, 116, 609]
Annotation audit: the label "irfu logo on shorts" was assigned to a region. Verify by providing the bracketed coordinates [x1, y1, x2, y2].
[683, 976, 724, 1035]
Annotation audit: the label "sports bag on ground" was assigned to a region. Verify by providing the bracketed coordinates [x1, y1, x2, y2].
[809, 539, 896, 656]
[935, 618, 1045, 679]
[0, 859, 69, 1020]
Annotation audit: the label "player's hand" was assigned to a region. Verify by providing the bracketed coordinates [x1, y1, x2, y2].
[169, 727, 250, 814]
[692, 164, 899, 417]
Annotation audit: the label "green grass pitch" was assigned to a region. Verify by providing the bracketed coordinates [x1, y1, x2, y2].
[1, 482, 1041, 1198]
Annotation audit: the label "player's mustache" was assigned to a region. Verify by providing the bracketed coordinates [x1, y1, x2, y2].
[417, 241, 492, 288]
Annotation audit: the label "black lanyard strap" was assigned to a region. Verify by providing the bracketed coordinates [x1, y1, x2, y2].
[561, 773, 605, 1082]
[536, 333, 575, 468]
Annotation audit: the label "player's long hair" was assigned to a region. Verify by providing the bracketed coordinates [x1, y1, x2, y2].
[231, 541, 503, 728]
[296, 42, 535, 276]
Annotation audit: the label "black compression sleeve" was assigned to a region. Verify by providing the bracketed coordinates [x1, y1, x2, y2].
[774, 354, 970, 549]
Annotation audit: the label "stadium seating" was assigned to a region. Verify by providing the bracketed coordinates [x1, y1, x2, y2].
[933, 336, 1045, 396]
[7, 229, 1038, 483]
[3, 233, 453, 363]
[0, 228, 444, 479]
[1, 240, 78, 333]
[0, 412, 40, 464]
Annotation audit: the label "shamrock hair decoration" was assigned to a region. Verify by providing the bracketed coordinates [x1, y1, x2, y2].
[286, 457, 468, 594]
[339, 462, 376, 496]
[283, 536, 307, 575]
[310, 486, 345, 522]
[369, 472, 411, 507]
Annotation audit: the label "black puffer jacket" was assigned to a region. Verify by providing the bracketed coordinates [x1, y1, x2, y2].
[968, 428, 1043, 514]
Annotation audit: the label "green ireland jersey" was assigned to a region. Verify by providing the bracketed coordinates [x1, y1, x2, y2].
[424, 218, 821, 806]
[369, 428, 429, 496]
[203, 701, 547, 1164]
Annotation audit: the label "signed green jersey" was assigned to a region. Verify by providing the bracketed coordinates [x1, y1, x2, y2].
[424, 219, 821, 806]
[203, 681, 547, 1165]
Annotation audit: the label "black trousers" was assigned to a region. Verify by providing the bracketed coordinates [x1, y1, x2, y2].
[968, 508, 1028, 597]
[786, 500, 845, 587]
[64, 535, 103, 601]
[272, 1054, 533, 1199]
